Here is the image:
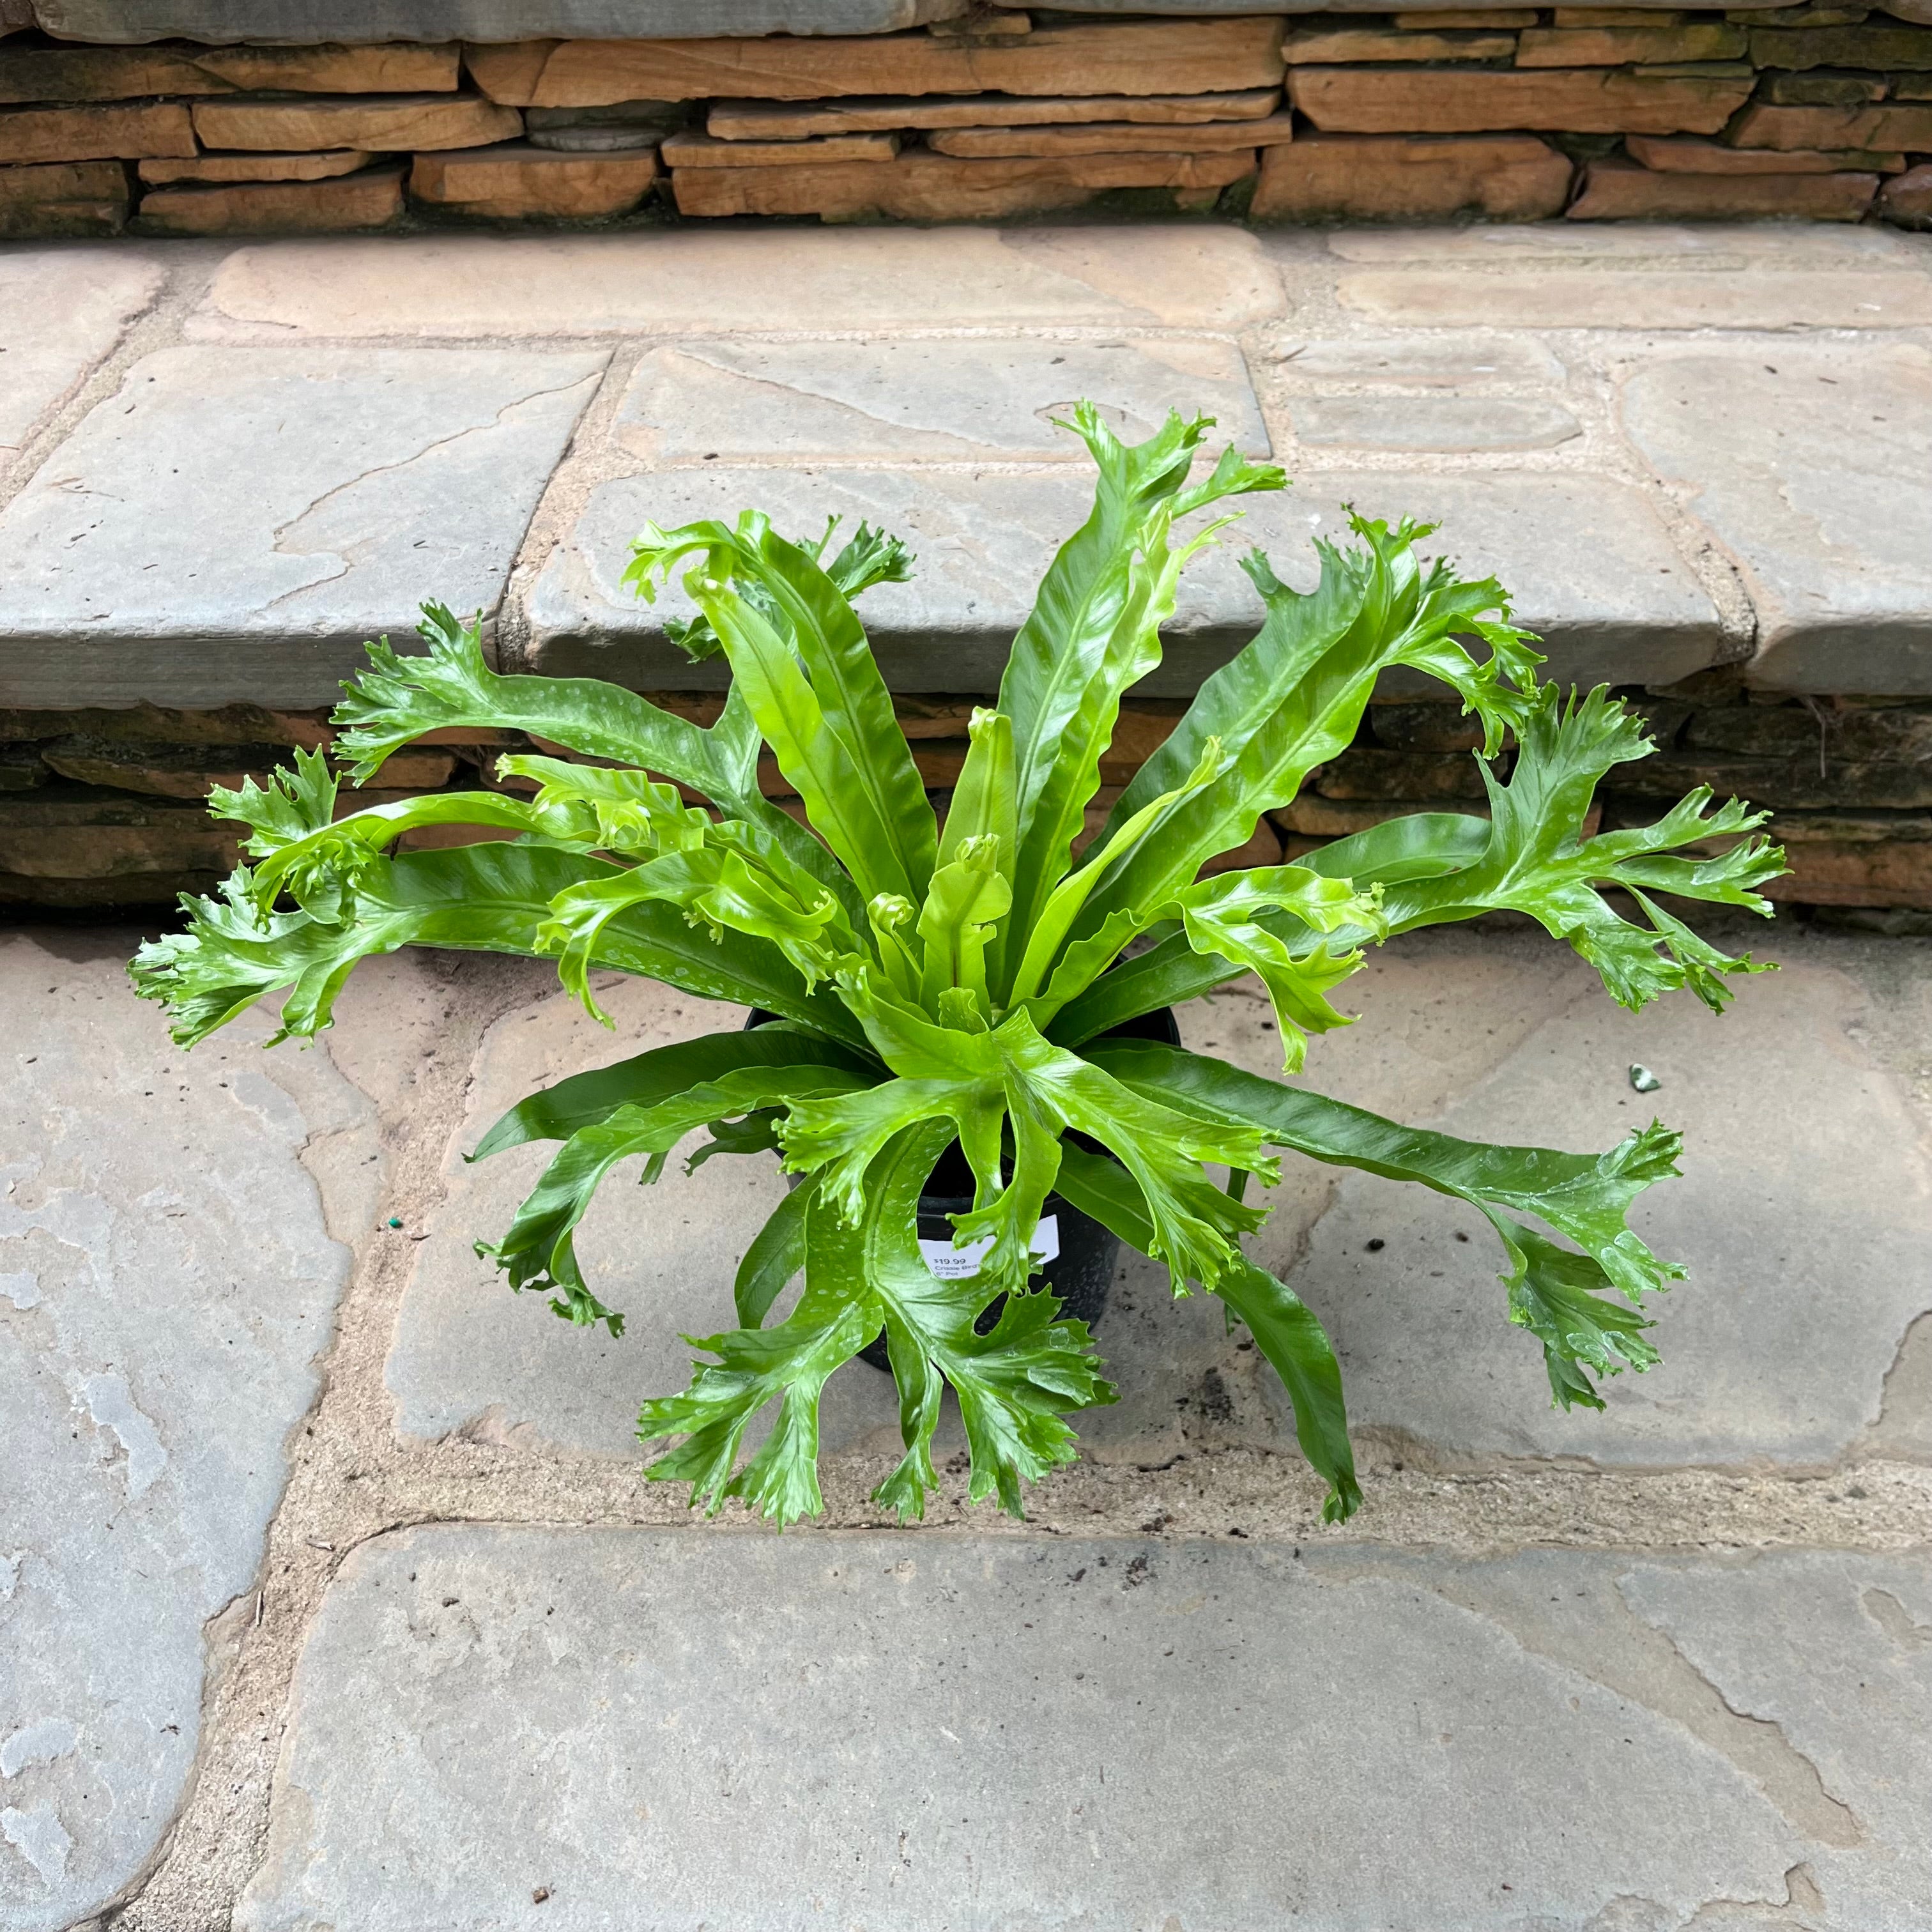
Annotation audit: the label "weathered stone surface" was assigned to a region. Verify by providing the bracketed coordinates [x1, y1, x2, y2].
[615, 335, 1268, 463]
[671, 148, 1255, 219]
[0, 102, 194, 164]
[1274, 333, 1566, 385]
[1253, 131, 1572, 219]
[1621, 342, 1932, 691]
[0, 40, 457, 102]
[1570, 154, 1878, 216]
[1751, 19, 1932, 63]
[1287, 393, 1582, 449]
[29, 1, 974, 39]
[191, 93, 521, 153]
[1310, 745, 1491, 797]
[0, 931, 373, 1931]
[1515, 20, 1749, 59]
[137, 164, 406, 236]
[137, 149, 374, 183]
[409, 141, 657, 218]
[926, 113, 1292, 155]
[0, 249, 158, 457]
[1756, 807, 1932, 906]
[0, 786, 240, 880]
[1762, 68, 1887, 105]
[0, 157, 126, 236]
[1335, 233, 1932, 327]
[1250, 949, 1932, 1467]
[1291, 63, 1756, 132]
[1879, 159, 1932, 225]
[0, 345, 605, 709]
[1398, 5, 1538, 19]
[468, 20, 1286, 105]
[37, 738, 454, 799]
[705, 87, 1283, 137]
[528, 466, 1721, 691]
[1732, 98, 1932, 145]
[192, 226, 1282, 338]
[1626, 130, 1907, 169]
[661, 126, 896, 166]
[235, 1528, 1932, 1932]
[1284, 25, 1519, 58]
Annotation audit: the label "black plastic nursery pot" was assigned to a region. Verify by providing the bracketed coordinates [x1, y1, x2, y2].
[744, 1004, 1181, 1370]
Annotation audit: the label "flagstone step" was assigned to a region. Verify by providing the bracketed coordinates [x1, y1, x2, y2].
[234, 1523, 1932, 1931]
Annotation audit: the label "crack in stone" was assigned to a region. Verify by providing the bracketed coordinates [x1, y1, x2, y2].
[264, 372, 603, 610]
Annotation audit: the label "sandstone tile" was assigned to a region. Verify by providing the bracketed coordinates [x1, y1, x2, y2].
[137, 164, 406, 236]
[526, 465, 1722, 692]
[0, 157, 127, 237]
[408, 142, 656, 218]
[1878, 159, 1932, 225]
[0, 931, 375, 1931]
[0, 345, 604, 709]
[1321, 222, 1919, 262]
[1337, 266, 1932, 328]
[670, 148, 1255, 220]
[1625, 131, 1907, 169]
[29, 0, 974, 34]
[192, 225, 1283, 338]
[614, 335, 1268, 464]
[0, 102, 194, 164]
[238, 1527, 1932, 1931]
[1248, 950, 1932, 1466]
[1287, 394, 1582, 450]
[660, 128, 897, 167]
[1275, 334, 1567, 385]
[0, 249, 160, 456]
[468, 19, 1285, 107]
[705, 87, 1282, 138]
[1570, 154, 1879, 216]
[1733, 98, 1932, 144]
[1516, 20, 1748, 59]
[192, 93, 520, 153]
[137, 149, 374, 184]
[1621, 342, 1932, 692]
[1252, 130, 1573, 219]
[1761, 68, 1887, 105]
[1755, 809, 1932, 907]
[1284, 26, 1520, 59]
[1291, 63, 1756, 132]
[0, 785, 240, 881]
[1750, 19, 1932, 63]
[926, 113, 1292, 155]
[0, 40, 456, 102]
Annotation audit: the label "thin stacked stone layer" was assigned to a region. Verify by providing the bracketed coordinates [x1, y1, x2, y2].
[5, 680, 1927, 911]
[2, 4, 1931, 231]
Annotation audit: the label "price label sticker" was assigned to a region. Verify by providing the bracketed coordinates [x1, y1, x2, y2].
[919, 1215, 1060, 1281]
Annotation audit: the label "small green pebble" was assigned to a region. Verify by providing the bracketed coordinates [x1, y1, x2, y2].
[387, 1216, 403, 1229]
[1628, 1064, 1662, 1094]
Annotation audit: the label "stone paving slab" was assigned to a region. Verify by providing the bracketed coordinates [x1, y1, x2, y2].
[0, 344, 606, 709]
[234, 1526, 1931, 1932]
[32, 0, 970, 39]
[0, 930, 378, 1931]
[615, 335, 1270, 464]
[187, 227, 1284, 339]
[1621, 341, 1932, 694]
[1240, 946, 1932, 1469]
[526, 462, 1723, 691]
[0, 250, 160, 460]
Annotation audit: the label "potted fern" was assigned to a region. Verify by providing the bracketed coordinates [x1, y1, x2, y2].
[132, 407, 1780, 1528]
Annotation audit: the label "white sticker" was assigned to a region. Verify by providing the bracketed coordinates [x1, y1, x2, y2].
[919, 1215, 1060, 1280]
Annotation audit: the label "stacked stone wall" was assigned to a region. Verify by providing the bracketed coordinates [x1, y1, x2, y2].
[6, 681, 1928, 914]
[3, 4, 1932, 233]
